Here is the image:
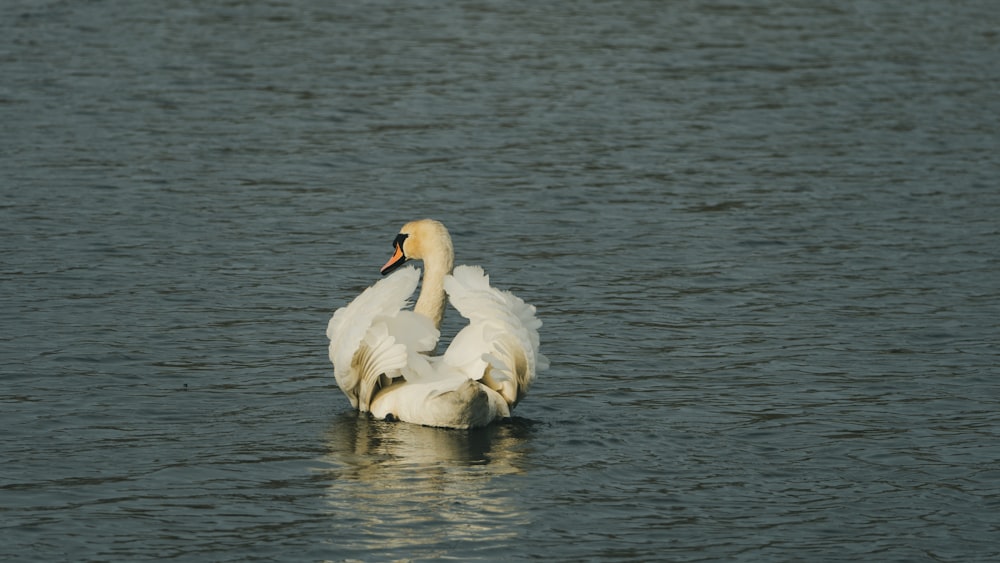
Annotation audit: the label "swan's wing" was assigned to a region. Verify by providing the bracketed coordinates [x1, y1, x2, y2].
[327, 267, 439, 411]
[442, 265, 548, 409]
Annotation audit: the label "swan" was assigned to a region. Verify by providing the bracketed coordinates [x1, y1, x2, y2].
[327, 219, 548, 429]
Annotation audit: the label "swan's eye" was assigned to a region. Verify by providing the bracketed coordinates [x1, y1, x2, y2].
[392, 233, 408, 252]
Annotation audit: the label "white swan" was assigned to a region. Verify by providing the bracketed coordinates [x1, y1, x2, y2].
[327, 219, 548, 429]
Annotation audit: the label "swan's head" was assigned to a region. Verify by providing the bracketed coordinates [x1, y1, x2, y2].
[380, 219, 453, 275]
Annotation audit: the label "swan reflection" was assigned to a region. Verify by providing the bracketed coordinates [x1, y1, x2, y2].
[318, 413, 536, 558]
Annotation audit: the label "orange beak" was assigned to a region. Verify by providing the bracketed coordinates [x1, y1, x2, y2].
[380, 243, 407, 275]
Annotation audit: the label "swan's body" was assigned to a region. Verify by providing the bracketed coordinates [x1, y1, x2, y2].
[327, 219, 547, 429]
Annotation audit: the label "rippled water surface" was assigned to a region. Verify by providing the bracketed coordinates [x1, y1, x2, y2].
[3, 0, 999, 561]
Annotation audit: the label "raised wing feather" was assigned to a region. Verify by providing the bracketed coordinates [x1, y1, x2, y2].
[442, 265, 548, 408]
[327, 267, 439, 411]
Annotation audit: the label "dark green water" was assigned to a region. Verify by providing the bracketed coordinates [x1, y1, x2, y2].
[2, 1, 998, 560]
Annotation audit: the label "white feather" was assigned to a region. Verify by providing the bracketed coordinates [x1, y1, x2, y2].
[327, 267, 430, 410]
[444, 265, 547, 406]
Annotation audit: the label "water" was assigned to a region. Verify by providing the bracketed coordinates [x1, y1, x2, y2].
[2, 0, 999, 560]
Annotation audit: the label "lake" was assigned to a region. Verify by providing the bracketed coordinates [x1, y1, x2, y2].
[2, 0, 998, 560]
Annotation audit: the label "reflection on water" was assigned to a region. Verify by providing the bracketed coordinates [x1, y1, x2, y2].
[318, 413, 535, 559]
[325, 412, 531, 468]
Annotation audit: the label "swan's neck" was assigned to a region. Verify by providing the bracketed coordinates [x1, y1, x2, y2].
[414, 238, 453, 330]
